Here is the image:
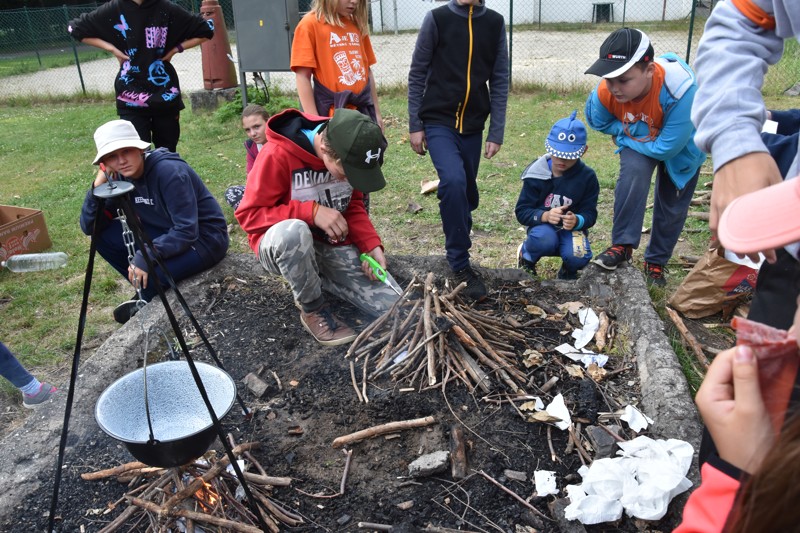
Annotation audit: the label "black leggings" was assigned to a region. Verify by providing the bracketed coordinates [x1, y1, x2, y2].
[118, 111, 181, 152]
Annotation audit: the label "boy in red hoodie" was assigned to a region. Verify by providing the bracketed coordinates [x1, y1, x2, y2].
[236, 108, 397, 346]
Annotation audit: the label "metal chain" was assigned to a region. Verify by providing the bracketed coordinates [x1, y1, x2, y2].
[117, 209, 146, 307]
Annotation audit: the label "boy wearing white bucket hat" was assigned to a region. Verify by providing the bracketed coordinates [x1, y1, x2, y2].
[80, 119, 229, 324]
[514, 111, 599, 280]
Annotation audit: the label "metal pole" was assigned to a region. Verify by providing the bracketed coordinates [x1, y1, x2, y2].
[508, 0, 513, 90]
[393, 0, 398, 35]
[538, 0, 542, 30]
[622, 0, 627, 26]
[63, 4, 87, 95]
[686, 0, 698, 63]
[24, 6, 42, 67]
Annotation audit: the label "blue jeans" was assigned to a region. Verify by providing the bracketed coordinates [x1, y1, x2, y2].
[0, 342, 34, 390]
[612, 148, 699, 265]
[522, 225, 593, 273]
[424, 125, 483, 271]
[95, 218, 211, 301]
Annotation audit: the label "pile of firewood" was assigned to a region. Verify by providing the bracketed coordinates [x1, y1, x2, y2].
[346, 273, 531, 398]
[81, 439, 300, 533]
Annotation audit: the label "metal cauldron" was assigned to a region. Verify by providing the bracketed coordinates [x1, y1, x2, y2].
[95, 361, 236, 468]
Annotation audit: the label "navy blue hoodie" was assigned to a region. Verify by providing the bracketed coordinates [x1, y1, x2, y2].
[515, 154, 599, 231]
[80, 148, 228, 270]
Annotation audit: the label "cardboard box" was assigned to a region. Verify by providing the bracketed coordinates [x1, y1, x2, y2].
[0, 205, 52, 262]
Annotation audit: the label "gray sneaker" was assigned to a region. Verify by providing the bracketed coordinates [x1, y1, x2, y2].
[22, 382, 57, 408]
[300, 305, 357, 346]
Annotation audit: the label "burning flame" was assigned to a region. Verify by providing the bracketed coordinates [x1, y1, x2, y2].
[194, 479, 220, 511]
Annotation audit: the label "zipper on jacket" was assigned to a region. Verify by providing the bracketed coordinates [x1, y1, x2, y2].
[455, 5, 474, 133]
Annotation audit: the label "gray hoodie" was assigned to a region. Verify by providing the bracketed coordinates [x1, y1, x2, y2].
[691, 0, 797, 176]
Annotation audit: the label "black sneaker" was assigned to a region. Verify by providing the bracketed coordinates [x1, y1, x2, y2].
[645, 262, 668, 287]
[557, 264, 579, 280]
[593, 244, 633, 271]
[453, 265, 488, 302]
[517, 243, 537, 277]
[113, 299, 144, 324]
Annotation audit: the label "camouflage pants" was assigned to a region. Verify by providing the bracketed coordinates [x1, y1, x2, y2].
[257, 219, 399, 317]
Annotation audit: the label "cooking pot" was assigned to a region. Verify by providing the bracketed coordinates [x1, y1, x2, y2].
[95, 361, 236, 468]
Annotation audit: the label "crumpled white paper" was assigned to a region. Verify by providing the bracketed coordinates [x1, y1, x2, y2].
[580, 353, 608, 368]
[564, 436, 693, 523]
[534, 470, 558, 496]
[571, 308, 600, 349]
[621, 405, 654, 432]
[545, 393, 572, 430]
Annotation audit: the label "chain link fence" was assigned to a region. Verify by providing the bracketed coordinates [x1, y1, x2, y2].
[0, 0, 796, 101]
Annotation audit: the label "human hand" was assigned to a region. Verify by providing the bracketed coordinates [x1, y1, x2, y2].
[112, 48, 130, 65]
[361, 246, 387, 281]
[695, 345, 775, 473]
[313, 204, 349, 243]
[712, 153, 782, 263]
[543, 205, 568, 226]
[128, 265, 148, 291]
[410, 131, 427, 156]
[484, 141, 501, 159]
[561, 211, 577, 230]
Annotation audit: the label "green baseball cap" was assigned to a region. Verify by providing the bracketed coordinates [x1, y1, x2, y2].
[326, 108, 387, 193]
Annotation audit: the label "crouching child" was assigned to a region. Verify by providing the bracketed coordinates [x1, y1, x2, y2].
[515, 111, 599, 280]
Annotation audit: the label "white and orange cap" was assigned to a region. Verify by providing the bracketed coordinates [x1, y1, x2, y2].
[718, 177, 800, 254]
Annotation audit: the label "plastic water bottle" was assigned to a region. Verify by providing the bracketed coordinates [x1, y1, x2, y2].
[1, 252, 68, 272]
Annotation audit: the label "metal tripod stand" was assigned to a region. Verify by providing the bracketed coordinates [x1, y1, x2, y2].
[47, 179, 270, 532]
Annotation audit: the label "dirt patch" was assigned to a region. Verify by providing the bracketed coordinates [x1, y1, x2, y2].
[10, 258, 691, 532]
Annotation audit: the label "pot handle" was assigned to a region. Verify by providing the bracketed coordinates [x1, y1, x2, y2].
[142, 325, 158, 444]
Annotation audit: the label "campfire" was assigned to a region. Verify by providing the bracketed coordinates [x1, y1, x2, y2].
[81, 437, 301, 532]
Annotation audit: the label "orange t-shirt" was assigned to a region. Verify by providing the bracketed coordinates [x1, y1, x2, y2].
[597, 62, 665, 142]
[291, 12, 376, 115]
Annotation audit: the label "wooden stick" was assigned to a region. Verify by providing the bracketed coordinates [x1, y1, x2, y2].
[332, 416, 437, 448]
[665, 306, 710, 369]
[349, 360, 364, 403]
[361, 352, 370, 403]
[477, 470, 551, 520]
[423, 272, 437, 386]
[594, 311, 610, 352]
[81, 461, 156, 481]
[449, 425, 468, 480]
[688, 211, 710, 221]
[129, 496, 270, 533]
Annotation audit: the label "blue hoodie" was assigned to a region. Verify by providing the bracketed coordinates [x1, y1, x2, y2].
[80, 148, 228, 271]
[585, 53, 706, 190]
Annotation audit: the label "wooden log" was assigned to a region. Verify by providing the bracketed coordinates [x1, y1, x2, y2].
[449, 425, 469, 480]
[665, 307, 710, 369]
[688, 211, 710, 221]
[332, 416, 437, 448]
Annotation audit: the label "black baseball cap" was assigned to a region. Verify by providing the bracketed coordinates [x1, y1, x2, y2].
[585, 28, 654, 78]
[326, 108, 387, 193]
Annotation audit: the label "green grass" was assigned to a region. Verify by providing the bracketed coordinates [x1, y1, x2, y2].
[0, 88, 789, 399]
[0, 49, 108, 79]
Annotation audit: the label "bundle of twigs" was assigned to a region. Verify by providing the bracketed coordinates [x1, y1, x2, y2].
[82, 439, 301, 533]
[346, 273, 528, 397]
